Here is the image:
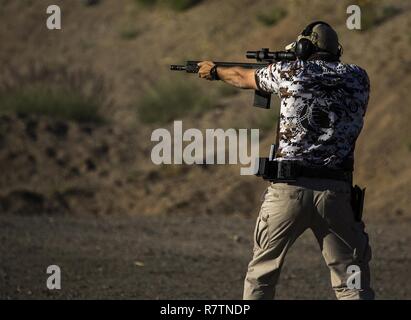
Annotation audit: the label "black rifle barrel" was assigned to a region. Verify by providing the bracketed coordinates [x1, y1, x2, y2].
[212, 61, 268, 68]
[170, 61, 268, 73]
[170, 65, 187, 71]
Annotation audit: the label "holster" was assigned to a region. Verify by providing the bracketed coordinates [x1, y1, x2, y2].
[351, 185, 366, 222]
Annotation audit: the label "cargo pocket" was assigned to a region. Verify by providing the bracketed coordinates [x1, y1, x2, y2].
[254, 189, 270, 251]
[255, 187, 303, 250]
[254, 212, 269, 250]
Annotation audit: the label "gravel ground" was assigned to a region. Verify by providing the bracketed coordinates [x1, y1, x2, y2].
[0, 213, 410, 299]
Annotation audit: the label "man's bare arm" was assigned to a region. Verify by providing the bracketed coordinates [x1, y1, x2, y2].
[198, 61, 257, 90]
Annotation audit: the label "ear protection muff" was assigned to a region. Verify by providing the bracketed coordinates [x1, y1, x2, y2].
[295, 38, 317, 60]
[295, 21, 341, 60]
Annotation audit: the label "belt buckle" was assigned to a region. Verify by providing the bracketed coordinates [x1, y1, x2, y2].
[276, 161, 298, 182]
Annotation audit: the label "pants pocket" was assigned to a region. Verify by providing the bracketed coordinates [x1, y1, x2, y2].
[254, 214, 269, 250]
[254, 187, 303, 250]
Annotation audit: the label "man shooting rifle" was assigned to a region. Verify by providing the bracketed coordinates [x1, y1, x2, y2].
[175, 21, 374, 300]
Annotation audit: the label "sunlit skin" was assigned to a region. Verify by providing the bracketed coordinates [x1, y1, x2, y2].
[197, 61, 258, 90]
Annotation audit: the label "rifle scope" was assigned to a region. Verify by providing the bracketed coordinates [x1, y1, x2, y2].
[246, 48, 295, 62]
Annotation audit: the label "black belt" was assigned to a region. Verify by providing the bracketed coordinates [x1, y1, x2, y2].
[256, 159, 353, 183]
[296, 165, 352, 182]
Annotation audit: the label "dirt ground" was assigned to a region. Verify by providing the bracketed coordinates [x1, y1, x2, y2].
[1, 212, 410, 300]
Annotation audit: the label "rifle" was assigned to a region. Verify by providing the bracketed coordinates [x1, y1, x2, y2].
[170, 48, 296, 109]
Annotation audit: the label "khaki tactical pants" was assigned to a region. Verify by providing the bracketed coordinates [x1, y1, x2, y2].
[243, 178, 374, 300]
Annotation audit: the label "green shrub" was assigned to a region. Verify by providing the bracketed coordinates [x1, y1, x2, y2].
[361, 3, 401, 31]
[0, 64, 108, 123]
[257, 7, 287, 26]
[165, 0, 202, 11]
[137, 78, 212, 124]
[134, 0, 154, 7]
[119, 27, 140, 40]
[135, 0, 202, 11]
[0, 85, 103, 123]
[82, 0, 100, 6]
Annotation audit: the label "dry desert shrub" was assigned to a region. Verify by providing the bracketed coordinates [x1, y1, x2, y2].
[0, 61, 111, 124]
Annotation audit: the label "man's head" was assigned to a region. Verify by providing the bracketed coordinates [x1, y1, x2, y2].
[286, 21, 342, 61]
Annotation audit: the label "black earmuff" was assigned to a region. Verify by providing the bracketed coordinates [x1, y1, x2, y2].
[295, 38, 316, 61]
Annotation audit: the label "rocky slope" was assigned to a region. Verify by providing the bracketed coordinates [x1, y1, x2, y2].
[0, 0, 410, 218]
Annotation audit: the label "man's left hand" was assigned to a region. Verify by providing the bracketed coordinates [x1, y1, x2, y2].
[198, 61, 216, 80]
